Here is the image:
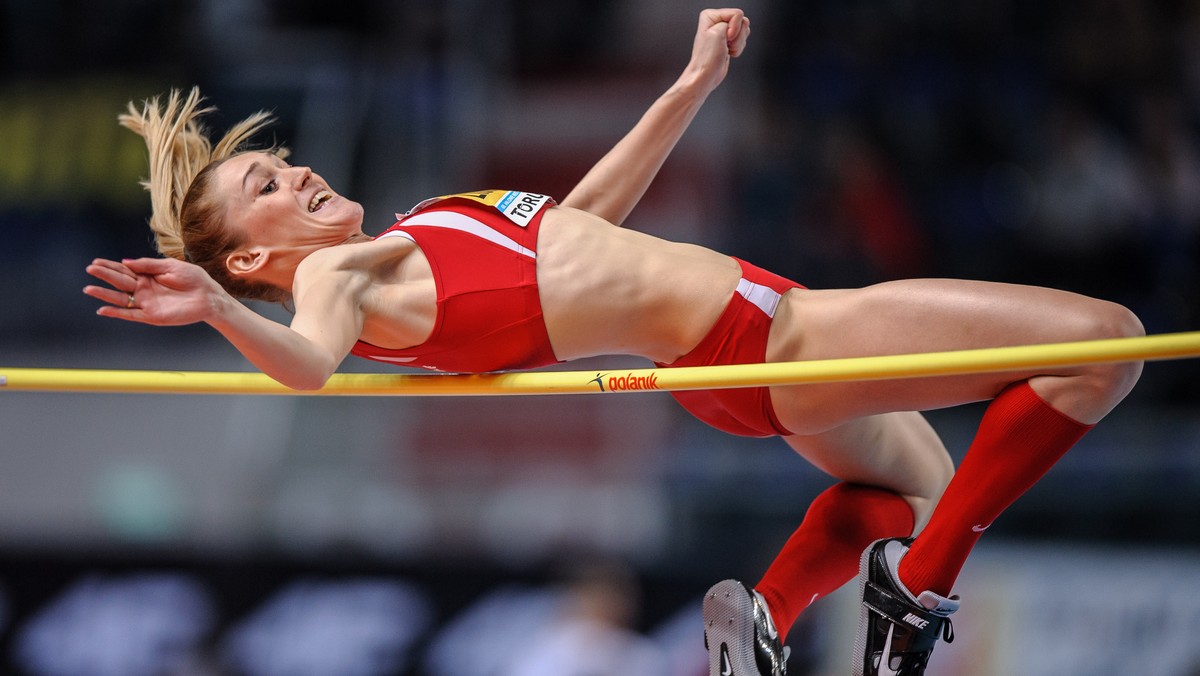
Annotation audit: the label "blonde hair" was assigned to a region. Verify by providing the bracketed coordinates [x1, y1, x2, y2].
[119, 87, 291, 301]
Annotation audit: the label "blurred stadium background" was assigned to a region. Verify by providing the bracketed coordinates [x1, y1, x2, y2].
[1, 0, 1198, 674]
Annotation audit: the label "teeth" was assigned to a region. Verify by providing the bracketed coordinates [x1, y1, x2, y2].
[308, 190, 332, 212]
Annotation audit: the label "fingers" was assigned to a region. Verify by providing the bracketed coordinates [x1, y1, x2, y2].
[94, 303, 150, 325]
[728, 16, 750, 56]
[85, 256, 187, 296]
[84, 285, 150, 324]
[121, 256, 178, 274]
[700, 8, 744, 27]
[722, 9, 745, 39]
[83, 284, 134, 309]
[698, 8, 751, 57]
[85, 257, 146, 319]
[86, 258, 138, 292]
[87, 258, 132, 276]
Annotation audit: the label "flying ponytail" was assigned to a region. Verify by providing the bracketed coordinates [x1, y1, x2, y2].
[119, 87, 291, 302]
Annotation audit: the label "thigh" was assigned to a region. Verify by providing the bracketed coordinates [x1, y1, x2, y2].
[784, 411, 953, 531]
[765, 278, 1140, 432]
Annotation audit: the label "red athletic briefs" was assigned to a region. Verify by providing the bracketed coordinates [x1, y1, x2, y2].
[655, 259, 805, 438]
[350, 191, 561, 373]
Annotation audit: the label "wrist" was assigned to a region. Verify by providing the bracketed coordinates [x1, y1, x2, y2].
[665, 73, 713, 110]
[205, 290, 240, 328]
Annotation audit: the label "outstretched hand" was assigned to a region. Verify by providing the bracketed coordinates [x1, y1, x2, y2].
[84, 257, 228, 326]
[685, 8, 751, 95]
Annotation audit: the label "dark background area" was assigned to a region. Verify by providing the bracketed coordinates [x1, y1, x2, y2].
[1, 1, 1198, 674]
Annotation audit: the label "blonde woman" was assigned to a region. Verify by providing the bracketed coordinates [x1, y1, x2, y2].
[85, 8, 1143, 676]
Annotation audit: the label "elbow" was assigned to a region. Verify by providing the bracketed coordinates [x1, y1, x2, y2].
[281, 364, 336, 392]
[288, 377, 328, 392]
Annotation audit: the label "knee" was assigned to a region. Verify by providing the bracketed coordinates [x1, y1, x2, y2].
[1058, 301, 1145, 417]
[1085, 301, 1145, 400]
[1090, 300, 1145, 342]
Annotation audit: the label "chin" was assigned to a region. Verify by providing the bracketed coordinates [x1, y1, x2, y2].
[320, 197, 364, 228]
[337, 197, 365, 222]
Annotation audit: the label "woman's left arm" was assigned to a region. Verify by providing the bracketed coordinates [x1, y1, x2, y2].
[559, 8, 751, 226]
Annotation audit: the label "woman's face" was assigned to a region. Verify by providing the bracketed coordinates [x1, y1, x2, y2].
[213, 151, 365, 251]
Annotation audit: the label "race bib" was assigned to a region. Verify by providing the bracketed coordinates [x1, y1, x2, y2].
[402, 190, 553, 227]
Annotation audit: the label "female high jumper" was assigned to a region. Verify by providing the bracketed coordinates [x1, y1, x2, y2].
[84, 8, 1143, 675]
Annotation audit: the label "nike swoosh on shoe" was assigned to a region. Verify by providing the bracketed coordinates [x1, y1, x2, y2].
[877, 623, 899, 676]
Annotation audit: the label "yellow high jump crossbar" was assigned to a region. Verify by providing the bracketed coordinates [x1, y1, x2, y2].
[2, 331, 1199, 397]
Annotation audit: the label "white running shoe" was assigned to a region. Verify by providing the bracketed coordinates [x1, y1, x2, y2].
[702, 579, 788, 676]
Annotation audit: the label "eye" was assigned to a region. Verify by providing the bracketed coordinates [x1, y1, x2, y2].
[260, 178, 278, 195]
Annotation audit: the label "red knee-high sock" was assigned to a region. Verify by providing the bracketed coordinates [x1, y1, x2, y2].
[898, 381, 1093, 598]
[755, 482, 914, 640]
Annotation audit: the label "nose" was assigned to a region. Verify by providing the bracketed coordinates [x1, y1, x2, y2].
[288, 166, 312, 189]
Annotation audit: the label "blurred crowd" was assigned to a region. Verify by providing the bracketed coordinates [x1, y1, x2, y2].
[727, 0, 1199, 357]
[2, 1, 1197, 379]
[1, 2, 1199, 673]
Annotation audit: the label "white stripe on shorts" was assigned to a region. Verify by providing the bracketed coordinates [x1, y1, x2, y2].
[736, 278, 782, 318]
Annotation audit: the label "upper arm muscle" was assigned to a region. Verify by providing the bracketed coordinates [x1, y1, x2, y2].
[289, 253, 368, 367]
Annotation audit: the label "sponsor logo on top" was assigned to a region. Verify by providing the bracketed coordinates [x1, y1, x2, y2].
[497, 191, 551, 227]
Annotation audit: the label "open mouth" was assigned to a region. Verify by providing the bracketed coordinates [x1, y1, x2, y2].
[308, 190, 334, 213]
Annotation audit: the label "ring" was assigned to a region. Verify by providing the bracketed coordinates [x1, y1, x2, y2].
[126, 293, 136, 309]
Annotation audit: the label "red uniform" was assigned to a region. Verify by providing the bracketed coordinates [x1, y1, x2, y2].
[655, 258, 804, 437]
[350, 191, 560, 373]
[352, 191, 804, 438]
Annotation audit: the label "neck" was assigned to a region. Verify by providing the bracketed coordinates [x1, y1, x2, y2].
[259, 234, 373, 292]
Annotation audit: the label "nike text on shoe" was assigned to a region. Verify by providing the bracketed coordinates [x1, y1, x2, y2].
[703, 579, 788, 676]
[851, 538, 959, 676]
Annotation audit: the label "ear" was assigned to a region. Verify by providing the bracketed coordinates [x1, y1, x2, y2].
[225, 247, 270, 279]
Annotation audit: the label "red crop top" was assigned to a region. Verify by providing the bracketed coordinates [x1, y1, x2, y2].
[349, 191, 560, 373]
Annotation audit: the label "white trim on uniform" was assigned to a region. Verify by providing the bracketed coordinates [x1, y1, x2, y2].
[736, 278, 782, 318]
[384, 210, 536, 259]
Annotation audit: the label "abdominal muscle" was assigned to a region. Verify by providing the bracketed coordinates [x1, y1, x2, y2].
[534, 206, 744, 364]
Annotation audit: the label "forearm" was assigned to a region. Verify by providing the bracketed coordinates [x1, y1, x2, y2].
[560, 78, 712, 226]
[206, 296, 341, 390]
[561, 8, 749, 225]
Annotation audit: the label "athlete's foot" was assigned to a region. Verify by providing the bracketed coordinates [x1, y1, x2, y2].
[852, 538, 958, 676]
[702, 579, 788, 676]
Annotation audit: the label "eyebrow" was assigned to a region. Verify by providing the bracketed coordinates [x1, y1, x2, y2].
[241, 161, 262, 194]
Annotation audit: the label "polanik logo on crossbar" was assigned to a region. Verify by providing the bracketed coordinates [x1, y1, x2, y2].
[588, 372, 661, 392]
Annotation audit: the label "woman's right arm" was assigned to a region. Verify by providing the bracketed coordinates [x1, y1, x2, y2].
[84, 257, 360, 390]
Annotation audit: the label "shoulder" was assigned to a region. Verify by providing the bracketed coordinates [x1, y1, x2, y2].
[293, 245, 352, 288]
[295, 237, 423, 295]
[298, 238, 412, 275]
[293, 242, 384, 295]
